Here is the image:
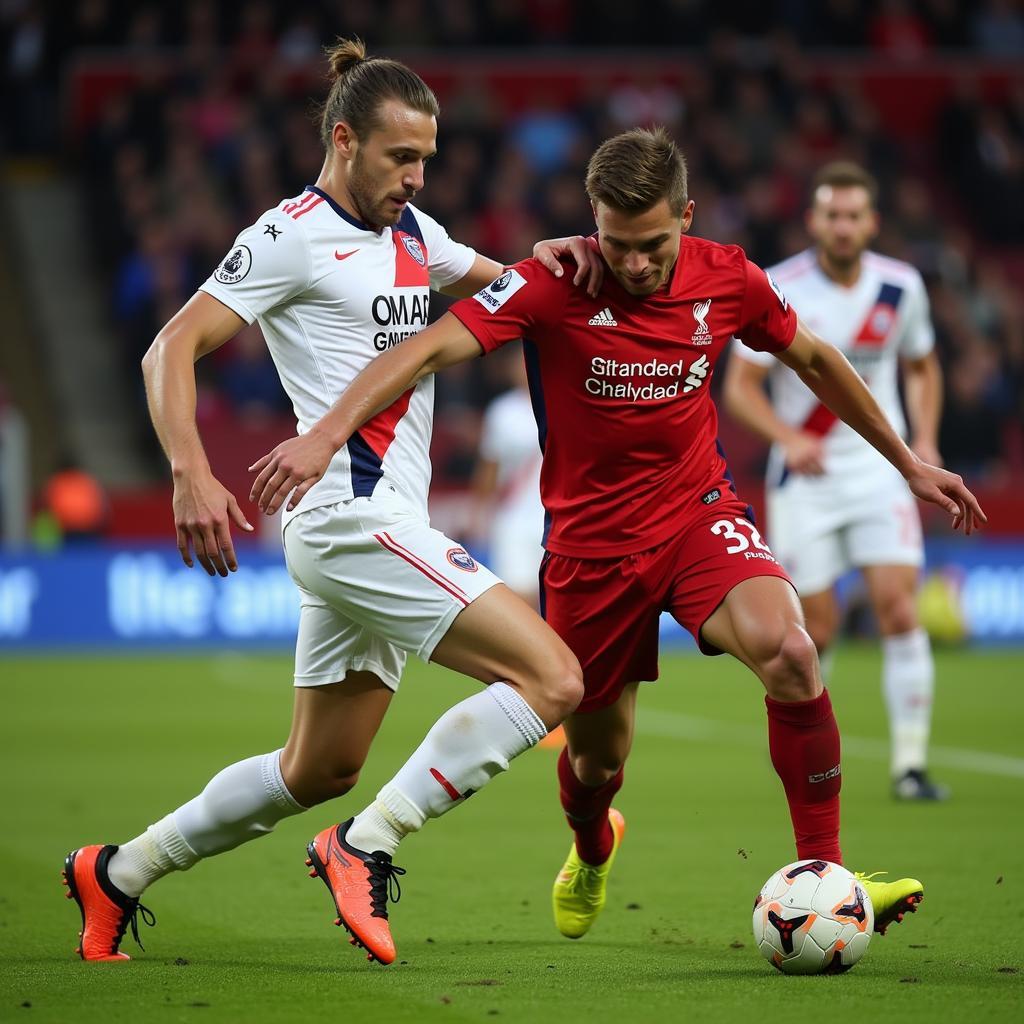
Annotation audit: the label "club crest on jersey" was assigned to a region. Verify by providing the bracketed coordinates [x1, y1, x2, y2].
[473, 268, 528, 312]
[446, 547, 478, 572]
[692, 299, 713, 344]
[402, 234, 426, 266]
[215, 245, 252, 284]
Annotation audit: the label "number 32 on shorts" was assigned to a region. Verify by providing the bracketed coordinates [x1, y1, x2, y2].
[710, 517, 774, 556]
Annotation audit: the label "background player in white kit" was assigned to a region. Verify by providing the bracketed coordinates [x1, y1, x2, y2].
[725, 161, 947, 801]
[469, 348, 545, 608]
[62, 39, 601, 967]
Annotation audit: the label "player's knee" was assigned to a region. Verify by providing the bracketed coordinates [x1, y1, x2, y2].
[570, 751, 624, 787]
[524, 647, 584, 725]
[550, 651, 585, 720]
[286, 762, 362, 806]
[761, 624, 820, 702]
[876, 591, 918, 637]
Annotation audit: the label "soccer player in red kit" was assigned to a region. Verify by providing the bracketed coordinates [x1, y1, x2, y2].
[250, 128, 985, 945]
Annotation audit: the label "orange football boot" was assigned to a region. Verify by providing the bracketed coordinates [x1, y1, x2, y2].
[62, 845, 155, 961]
[305, 818, 406, 965]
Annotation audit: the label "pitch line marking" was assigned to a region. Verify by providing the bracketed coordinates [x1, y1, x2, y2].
[636, 709, 1024, 779]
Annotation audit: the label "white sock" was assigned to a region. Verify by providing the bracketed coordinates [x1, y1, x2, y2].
[347, 682, 547, 856]
[882, 628, 935, 777]
[107, 750, 305, 897]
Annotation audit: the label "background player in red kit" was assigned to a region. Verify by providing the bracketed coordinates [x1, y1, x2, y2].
[250, 128, 985, 943]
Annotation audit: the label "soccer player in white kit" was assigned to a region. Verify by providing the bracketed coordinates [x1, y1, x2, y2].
[725, 162, 948, 801]
[470, 350, 545, 606]
[62, 39, 600, 967]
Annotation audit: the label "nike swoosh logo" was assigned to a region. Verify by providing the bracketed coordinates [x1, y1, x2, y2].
[335, 249, 359, 261]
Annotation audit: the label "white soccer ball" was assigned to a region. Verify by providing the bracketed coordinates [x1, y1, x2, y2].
[752, 860, 873, 974]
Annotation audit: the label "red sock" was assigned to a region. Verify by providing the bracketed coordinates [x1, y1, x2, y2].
[557, 746, 623, 865]
[765, 689, 843, 865]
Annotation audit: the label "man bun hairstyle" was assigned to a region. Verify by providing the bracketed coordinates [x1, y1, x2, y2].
[586, 126, 688, 216]
[319, 37, 439, 149]
[812, 161, 879, 206]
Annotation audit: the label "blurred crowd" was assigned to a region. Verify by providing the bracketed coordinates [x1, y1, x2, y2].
[2, 0, 1023, 486]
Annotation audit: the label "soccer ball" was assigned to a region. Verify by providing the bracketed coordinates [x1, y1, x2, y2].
[752, 860, 873, 974]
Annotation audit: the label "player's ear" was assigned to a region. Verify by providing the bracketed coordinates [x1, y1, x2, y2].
[590, 200, 599, 227]
[332, 120, 358, 159]
[681, 199, 695, 233]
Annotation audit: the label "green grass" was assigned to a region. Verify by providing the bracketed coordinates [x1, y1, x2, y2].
[2, 647, 1022, 1023]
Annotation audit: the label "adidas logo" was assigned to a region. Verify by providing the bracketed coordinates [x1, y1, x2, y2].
[588, 307, 618, 327]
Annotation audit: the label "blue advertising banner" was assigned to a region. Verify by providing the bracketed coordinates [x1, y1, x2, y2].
[1, 541, 1023, 650]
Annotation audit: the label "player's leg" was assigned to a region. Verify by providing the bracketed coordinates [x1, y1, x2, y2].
[290, 495, 581, 962]
[64, 663, 393, 962]
[862, 562, 946, 799]
[849, 481, 945, 799]
[549, 687, 635, 938]
[63, 549, 398, 962]
[700, 575, 842, 864]
[538, 548, 662, 937]
[344, 582, 582, 860]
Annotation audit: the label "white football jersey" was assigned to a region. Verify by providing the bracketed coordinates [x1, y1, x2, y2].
[479, 386, 544, 528]
[732, 248, 934, 486]
[200, 186, 476, 524]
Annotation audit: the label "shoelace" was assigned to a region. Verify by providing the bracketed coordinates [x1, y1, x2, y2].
[112, 901, 157, 953]
[853, 871, 887, 883]
[367, 857, 406, 919]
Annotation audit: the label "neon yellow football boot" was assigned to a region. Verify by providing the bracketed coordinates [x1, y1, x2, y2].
[855, 871, 924, 934]
[552, 808, 625, 939]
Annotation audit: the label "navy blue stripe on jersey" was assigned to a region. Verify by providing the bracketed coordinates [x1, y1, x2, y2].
[876, 282, 901, 309]
[538, 550, 551, 621]
[397, 206, 424, 243]
[877, 282, 904, 310]
[715, 438, 757, 525]
[305, 185, 370, 231]
[523, 338, 553, 547]
[348, 430, 384, 497]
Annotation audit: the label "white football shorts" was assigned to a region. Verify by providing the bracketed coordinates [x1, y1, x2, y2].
[283, 483, 501, 689]
[766, 462, 924, 595]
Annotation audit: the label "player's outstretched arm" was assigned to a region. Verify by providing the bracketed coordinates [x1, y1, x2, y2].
[249, 313, 482, 515]
[777, 319, 987, 534]
[142, 292, 254, 575]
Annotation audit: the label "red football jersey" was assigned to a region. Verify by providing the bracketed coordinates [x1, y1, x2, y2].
[450, 235, 797, 557]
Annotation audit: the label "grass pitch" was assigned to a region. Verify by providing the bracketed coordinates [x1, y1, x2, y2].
[2, 646, 1022, 1023]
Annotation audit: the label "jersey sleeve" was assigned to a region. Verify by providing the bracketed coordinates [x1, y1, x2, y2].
[199, 212, 311, 324]
[409, 206, 477, 290]
[448, 258, 564, 354]
[898, 270, 935, 359]
[729, 335, 776, 367]
[736, 260, 798, 353]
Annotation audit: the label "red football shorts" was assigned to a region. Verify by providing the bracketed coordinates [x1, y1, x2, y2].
[539, 497, 794, 714]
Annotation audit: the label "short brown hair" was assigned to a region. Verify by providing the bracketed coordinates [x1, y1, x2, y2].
[586, 127, 688, 216]
[811, 161, 879, 206]
[318, 38, 439, 149]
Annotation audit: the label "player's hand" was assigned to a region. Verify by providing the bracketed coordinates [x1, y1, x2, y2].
[533, 235, 603, 298]
[782, 432, 826, 475]
[172, 469, 253, 576]
[248, 428, 336, 516]
[906, 459, 987, 535]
